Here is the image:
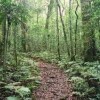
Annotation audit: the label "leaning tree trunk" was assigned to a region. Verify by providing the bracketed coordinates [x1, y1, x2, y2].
[81, 0, 96, 62]
[56, 0, 70, 57]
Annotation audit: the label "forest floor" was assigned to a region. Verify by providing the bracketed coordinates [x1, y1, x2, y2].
[33, 60, 75, 100]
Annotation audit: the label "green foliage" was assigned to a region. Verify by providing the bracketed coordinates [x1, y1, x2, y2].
[58, 61, 100, 99]
[5, 85, 31, 99]
[33, 51, 58, 63]
[7, 96, 20, 100]
[6, 53, 40, 80]
[0, 53, 40, 99]
[71, 77, 89, 94]
[93, 0, 100, 20]
[0, 0, 100, 99]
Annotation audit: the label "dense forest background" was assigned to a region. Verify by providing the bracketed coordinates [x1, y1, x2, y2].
[0, 0, 100, 100]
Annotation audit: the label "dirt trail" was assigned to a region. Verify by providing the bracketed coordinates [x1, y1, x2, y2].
[33, 61, 75, 100]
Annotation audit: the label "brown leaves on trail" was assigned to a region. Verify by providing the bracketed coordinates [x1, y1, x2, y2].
[33, 61, 75, 100]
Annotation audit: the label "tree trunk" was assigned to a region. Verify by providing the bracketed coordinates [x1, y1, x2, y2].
[81, 0, 96, 62]
[45, 0, 54, 51]
[69, 0, 75, 61]
[45, 0, 54, 29]
[56, 0, 70, 57]
[20, 0, 27, 52]
[74, 0, 79, 59]
[0, 24, 3, 65]
[21, 22, 27, 52]
[0, 41, 3, 65]
[3, 16, 7, 68]
[56, 1, 61, 61]
[13, 23, 18, 67]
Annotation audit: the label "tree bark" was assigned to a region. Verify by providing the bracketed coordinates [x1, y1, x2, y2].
[20, 0, 27, 52]
[74, 0, 79, 58]
[13, 23, 18, 67]
[69, 0, 75, 61]
[21, 21, 27, 52]
[45, 0, 54, 30]
[0, 24, 3, 65]
[56, 0, 70, 57]
[3, 16, 7, 68]
[81, 0, 97, 62]
[56, 1, 61, 61]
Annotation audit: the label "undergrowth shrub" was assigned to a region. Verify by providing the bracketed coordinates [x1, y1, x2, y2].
[33, 51, 58, 63]
[30, 51, 100, 99]
[58, 61, 100, 99]
[0, 53, 40, 100]
[71, 76, 89, 93]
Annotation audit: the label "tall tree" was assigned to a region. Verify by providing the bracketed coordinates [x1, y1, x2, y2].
[69, 0, 75, 60]
[45, 0, 54, 51]
[74, 0, 79, 57]
[13, 22, 18, 67]
[20, 0, 28, 52]
[56, 1, 61, 60]
[45, 0, 54, 30]
[81, 0, 97, 62]
[56, 0, 70, 57]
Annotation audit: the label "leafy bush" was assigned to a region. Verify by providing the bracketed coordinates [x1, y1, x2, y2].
[71, 77, 89, 93]
[5, 85, 31, 100]
[33, 51, 58, 63]
[59, 61, 100, 99]
[0, 53, 40, 99]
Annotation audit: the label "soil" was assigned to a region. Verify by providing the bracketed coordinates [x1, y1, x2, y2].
[33, 61, 76, 100]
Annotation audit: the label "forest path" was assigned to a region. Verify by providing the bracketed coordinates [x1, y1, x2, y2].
[33, 60, 75, 100]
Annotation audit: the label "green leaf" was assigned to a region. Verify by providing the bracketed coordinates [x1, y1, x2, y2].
[5, 85, 14, 90]
[16, 87, 31, 97]
[7, 96, 20, 100]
